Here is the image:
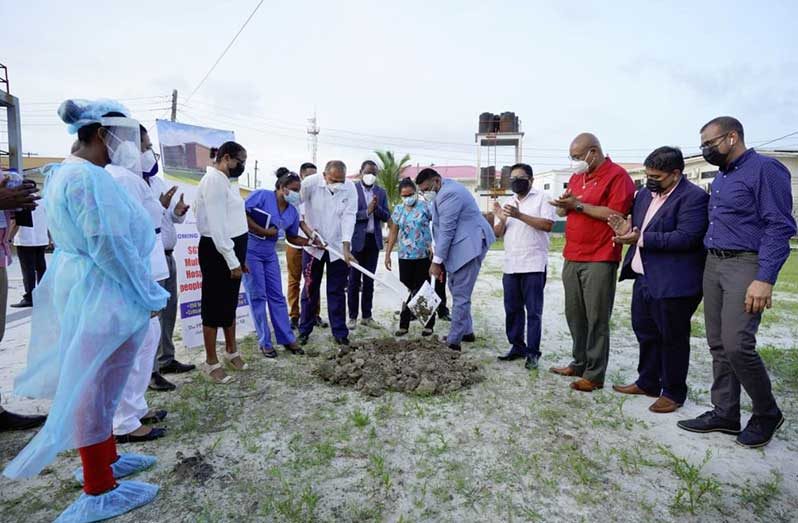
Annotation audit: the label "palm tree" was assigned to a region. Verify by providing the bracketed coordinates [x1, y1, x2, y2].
[375, 150, 411, 208]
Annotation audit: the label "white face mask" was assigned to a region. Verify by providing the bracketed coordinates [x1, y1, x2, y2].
[327, 182, 344, 195]
[362, 173, 376, 187]
[570, 149, 592, 175]
[422, 190, 437, 202]
[140, 149, 157, 172]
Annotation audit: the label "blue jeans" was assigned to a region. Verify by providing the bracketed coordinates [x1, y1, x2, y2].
[502, 271, 546, 358]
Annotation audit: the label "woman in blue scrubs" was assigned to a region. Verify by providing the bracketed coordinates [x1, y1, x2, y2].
[243, 173, 309, 357]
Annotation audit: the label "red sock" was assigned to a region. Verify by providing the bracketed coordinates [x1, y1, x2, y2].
[78, 436, 117, 495]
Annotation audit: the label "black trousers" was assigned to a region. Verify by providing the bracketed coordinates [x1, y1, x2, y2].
[399, 257, 436, 330]
[16, 245, 47, 302]
[199, 234, 248, 328]
[632, 276, 701, 404]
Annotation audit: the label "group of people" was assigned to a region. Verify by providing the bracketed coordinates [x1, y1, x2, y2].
[0, 96, 794, 522]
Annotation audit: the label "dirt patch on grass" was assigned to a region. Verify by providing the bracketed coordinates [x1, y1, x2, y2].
[315, 337, 483, 396]
[172, 451, 214, 485]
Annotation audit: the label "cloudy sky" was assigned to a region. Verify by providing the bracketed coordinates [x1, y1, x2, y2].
[2, 0, 797, 183]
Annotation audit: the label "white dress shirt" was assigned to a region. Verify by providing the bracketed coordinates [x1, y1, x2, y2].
[300, 172, 358, 262]
[147, 175, 187, 251]
[13, 204, 49, 247]
[496, 188, 556, 274]
[107, 164, 170, 282]
[194, 166, 248, 270]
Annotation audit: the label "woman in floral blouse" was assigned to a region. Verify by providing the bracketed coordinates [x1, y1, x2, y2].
[384, 178, 436, 336]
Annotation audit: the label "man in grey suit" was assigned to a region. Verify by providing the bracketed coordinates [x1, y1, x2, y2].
[415, 168, 495, 351]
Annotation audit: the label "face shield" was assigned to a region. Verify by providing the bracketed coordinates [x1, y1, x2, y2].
[100, 116, 142, 173]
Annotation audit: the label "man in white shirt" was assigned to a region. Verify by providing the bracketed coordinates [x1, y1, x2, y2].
[139, 126, 196, 392]
[10, 203, 50, 308]
[297, 160, 357, 346]
[493, 163, 556, 370]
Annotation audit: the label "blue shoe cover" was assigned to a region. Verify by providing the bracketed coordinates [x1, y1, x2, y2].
[54, 480, 158, 522]
[73, 454, 157, 485]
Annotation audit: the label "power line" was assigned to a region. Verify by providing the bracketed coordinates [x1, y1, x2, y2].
[185, 0, 264, 103]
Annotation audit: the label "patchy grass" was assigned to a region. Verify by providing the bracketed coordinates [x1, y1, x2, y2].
[759, 345, 798, 388]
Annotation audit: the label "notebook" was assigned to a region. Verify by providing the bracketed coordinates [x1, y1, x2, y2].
[249, 208, 272, 240]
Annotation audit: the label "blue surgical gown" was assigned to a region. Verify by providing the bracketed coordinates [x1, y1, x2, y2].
[3, 158, 169, 479]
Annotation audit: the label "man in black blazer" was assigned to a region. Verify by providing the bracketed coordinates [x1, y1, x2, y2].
[610, 146, 709, 413]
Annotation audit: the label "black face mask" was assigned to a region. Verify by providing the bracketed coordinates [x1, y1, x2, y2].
[511, 178, 530, 195]
[646, 177, 664, 194]
[229, 161, 245, 178]
[701, 145, 728, 168]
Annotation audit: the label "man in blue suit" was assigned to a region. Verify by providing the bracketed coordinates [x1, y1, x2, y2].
[609, 146, 709, 413]
[347, 160, 391, 328]
[416, 168, 495, 351]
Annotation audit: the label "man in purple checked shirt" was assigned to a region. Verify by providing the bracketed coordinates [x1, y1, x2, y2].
[678, 116, 796, 448]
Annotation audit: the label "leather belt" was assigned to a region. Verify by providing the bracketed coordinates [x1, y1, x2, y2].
[708, 248, 756, 259]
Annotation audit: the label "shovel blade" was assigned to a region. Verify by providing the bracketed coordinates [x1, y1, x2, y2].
[407, 281, 441, 328]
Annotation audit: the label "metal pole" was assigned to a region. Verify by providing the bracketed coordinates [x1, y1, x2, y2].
[170, 89, 178, 122]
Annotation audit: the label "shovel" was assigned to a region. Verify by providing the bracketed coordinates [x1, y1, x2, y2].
[406, 276, 442, 328]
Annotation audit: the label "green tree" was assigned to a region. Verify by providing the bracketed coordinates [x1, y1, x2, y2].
[375, 150, 411, 208]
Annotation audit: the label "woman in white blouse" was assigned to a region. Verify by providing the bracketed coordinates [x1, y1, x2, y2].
[194, 141, 249, 384]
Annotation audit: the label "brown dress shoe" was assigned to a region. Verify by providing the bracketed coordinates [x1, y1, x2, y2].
[612, 383, 658, 397]
[648, 396, 682, 413]
[570, 378, 603, 392]
[550, 365, 579, 377]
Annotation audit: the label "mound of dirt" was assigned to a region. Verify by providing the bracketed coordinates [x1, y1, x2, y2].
[315, 337, 482, 396]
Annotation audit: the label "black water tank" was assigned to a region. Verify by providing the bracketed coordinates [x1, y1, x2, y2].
[491, 114, 501, 132]
[479, 112, 494, 133]
[499, 112, 517, 132]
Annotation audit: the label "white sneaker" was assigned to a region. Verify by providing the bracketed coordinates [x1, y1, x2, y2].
[347, 318, 358, 330]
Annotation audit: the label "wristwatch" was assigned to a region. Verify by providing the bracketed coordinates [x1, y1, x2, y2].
[575, 203, 585, 213]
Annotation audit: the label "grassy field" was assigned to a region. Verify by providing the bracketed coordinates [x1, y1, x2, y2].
[0, 247, 796, 522]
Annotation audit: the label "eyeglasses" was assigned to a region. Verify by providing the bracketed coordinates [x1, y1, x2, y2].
[700, 133, 729, 150]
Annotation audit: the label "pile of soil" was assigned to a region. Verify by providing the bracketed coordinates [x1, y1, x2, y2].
[315, 337, 482, 396]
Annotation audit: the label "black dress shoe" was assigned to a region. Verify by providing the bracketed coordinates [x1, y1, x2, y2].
[334, 337, 350, 346]
[448, 343, 461, 352]
[298, 333, 310, 345]
[462, 333, 476, 343]
[160, 360, 196, 374]
[315, 317, 329, 328]
[677, 411, 741, 435]
[498, 349, 525, 361]
[149, 372, 176, 392]
[736, 412, 785, 448]
[524, 355, 539, 370]
[140, 410, 167, 424]
[438, 311, 451, 322]
[290, 317, 299, 330]
[115, 427, 167, 444]
[0, 410, 46, 431]
[10, 298, 32, 308]
[285, 344, 305, 355]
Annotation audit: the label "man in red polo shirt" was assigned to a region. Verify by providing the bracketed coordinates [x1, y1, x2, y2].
[550, 133, 635, 392]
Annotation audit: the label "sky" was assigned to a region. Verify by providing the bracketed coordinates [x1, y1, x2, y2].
[2, 0, 797, 186]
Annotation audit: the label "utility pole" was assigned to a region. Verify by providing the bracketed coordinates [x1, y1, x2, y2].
[170, 89, 178, 122]
[253, 160, 259, 188]
[307, 111, 319, 164]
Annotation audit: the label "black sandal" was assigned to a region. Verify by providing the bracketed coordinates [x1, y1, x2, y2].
[260, 347, 278, 358]
[140, 410, 167, 424]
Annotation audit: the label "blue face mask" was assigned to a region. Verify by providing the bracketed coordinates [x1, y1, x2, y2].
[285, 190, 301, 206]
[403, 195, 418, 206]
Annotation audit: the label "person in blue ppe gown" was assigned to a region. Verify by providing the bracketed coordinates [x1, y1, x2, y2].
[243, 172, 312, 357]
[2, 98, 169, 523]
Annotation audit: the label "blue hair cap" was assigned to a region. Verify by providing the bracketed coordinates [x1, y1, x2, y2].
[57, 98, 130, 134]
